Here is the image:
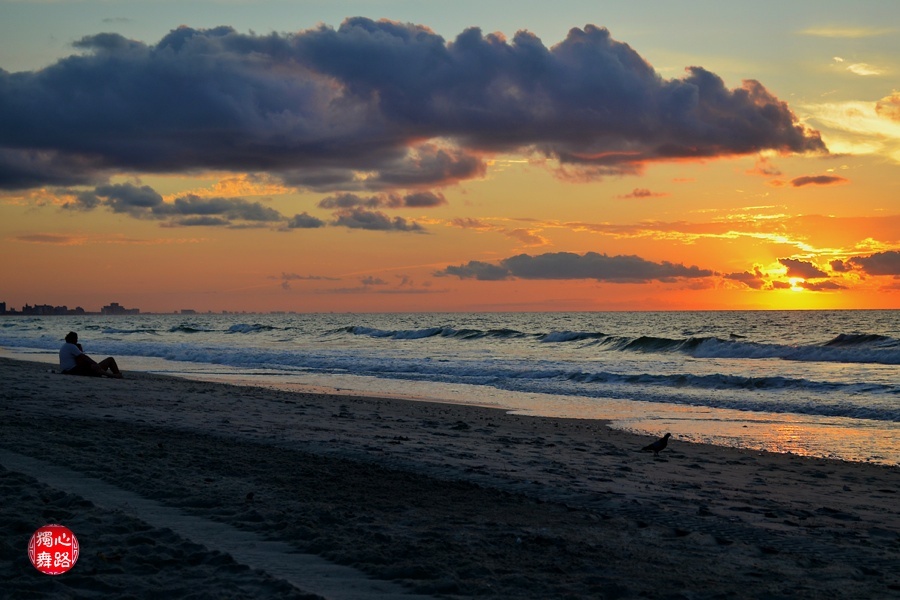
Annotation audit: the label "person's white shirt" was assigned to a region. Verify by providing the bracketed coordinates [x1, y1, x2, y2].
[59, 342, 83, 373]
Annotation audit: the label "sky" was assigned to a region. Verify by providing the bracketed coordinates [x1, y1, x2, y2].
[1, 0, 899, 313]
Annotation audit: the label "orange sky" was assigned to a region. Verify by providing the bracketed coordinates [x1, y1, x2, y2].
[2, 5, 898, 313]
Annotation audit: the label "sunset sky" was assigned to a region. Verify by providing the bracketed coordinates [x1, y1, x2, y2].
[2, 0, 899, 313]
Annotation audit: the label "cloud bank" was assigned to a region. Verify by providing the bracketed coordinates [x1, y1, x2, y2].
[62, 182, 431, 231]
[0, 18, 825, 191]
[438, 251, 713, 283]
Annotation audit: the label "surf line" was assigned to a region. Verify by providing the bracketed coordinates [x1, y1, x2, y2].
[0, 449, 435, 600]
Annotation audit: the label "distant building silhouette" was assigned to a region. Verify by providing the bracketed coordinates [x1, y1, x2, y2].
[101, 302, 140, 315]
[1, 302, 87, 315]
[1, 301, 142, 315]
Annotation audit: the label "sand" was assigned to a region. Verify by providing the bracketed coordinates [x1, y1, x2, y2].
[1, 357, 898, 599]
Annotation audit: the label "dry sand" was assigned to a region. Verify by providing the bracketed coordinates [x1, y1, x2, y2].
[1, 357, 898, 599]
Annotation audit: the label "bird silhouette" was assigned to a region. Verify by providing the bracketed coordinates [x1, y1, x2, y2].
[641, 433, 672, 456]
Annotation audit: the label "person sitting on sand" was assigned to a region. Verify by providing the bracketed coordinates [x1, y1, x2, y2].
[59, 331, 123, 378]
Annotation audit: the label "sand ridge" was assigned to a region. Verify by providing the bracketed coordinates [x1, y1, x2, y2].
[1, 357, 899, 598]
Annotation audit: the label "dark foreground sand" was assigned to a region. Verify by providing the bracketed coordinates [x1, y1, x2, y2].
[1, 357, 898, 599]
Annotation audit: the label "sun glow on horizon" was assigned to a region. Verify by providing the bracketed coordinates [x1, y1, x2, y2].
[789, 278, 806, 292]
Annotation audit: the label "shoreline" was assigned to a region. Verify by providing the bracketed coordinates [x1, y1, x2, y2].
[5, 346, 898, 468]
[2, 357, 899, 598]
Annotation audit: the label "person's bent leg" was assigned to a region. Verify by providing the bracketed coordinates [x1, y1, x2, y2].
[98, 357, 122, 377]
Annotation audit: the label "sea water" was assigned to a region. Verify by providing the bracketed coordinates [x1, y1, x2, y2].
[2, 310, 898, 465]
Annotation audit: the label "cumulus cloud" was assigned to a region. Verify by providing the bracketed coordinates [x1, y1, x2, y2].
[67, 183, 284, 226]
[439, 260, 513, 281]
[332, 207, 426, 232]
[849, 250, 900, 276]
[724, 269, 767, 289]
[830, 259, 852, 273]
[438, 251, 713, 283]
[0, 19, 825, 191]
[779, 258, 829, 279]
[318, 191, 446, 210]
[287, 212, 326, 229]
[57, 182, 437, 233]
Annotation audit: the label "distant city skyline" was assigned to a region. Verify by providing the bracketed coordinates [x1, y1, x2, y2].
[0, 301, 141, 316]
[2, 1, 898, 312]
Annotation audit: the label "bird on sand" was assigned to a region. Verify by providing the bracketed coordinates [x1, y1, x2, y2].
[641, 433, 672, 456]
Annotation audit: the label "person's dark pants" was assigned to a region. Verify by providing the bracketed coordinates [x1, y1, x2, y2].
[62, 365, 102, 377]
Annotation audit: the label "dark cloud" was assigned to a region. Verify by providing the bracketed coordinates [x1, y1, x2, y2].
[287, 212, 326, 229]
[790, 175, 848, 187]
[502, 252, 713, 282]
[279, 144, 485, 193]
[67, 183, 164, 215]
[164, 195, 284, 222]
[0, 19, 825, 191]
[318, 190, 446, 210]
[66, 183, 282, 226]
[725, 270, 766, 289]
[779, 258, 828, 279]
[438, 251, 713, 282]
[402, 191, 447, 208]
[438, 260, 511, 281]
[318, 193, 382, 210]
[59, 181, 432, 233]
[360, 276, 388, 286]
[830, 259, 852, 273]
[332, 207, 426, 232]
[0, 150, 101, 190]
[849, 250, 900, 276]
[166, 216, 230, 227]
[797, 280, 845, 291]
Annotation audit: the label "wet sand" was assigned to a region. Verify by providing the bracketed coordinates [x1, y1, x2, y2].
[1, 357, 898, 598]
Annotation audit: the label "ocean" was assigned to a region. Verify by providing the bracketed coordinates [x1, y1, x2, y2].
[2, 310, 898, 466]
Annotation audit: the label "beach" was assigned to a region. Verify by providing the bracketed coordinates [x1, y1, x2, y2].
[1, 357, 898, 599]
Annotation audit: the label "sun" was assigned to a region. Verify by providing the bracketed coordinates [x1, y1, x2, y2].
[788, 277, 805, 292]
